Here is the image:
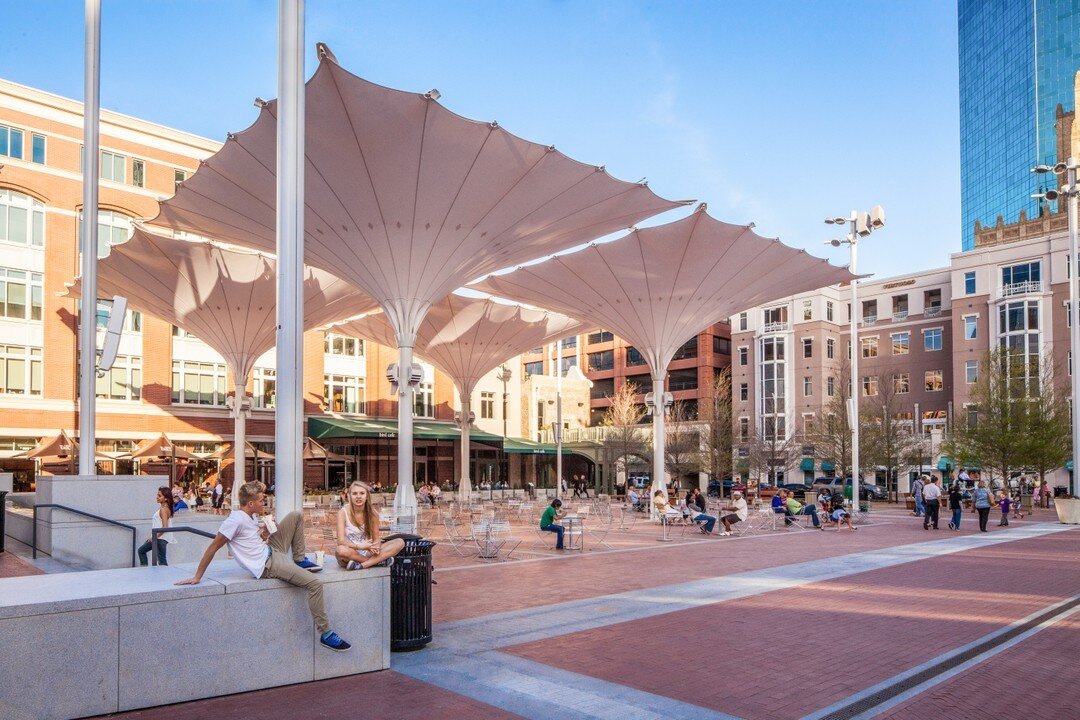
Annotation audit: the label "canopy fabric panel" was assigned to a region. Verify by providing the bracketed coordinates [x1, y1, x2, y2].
[308, 416, 502, 442]
[17, 430, 79, 459]
[329, 295, 587, 396]
[303, 438, 349, 462]
[146, 51, 687, 336]
[501, 438, 570, 455]
[471, 206, 860, 371]
[129, 434, 201, 460]
[65, 229, 378, 382]
[205, 441, 275, 461]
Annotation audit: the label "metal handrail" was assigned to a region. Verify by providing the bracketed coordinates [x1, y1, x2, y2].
[33, 503, 138, 567]
[150, 526, 216, 566]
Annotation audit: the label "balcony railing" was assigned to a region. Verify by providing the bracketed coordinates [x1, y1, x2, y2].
[860, 315, 877, 326]
[1000, 280, 1043, 297]
[925, 306, 942, 318]
[891, 310, 908, 321]
[762, 322, 789, 333]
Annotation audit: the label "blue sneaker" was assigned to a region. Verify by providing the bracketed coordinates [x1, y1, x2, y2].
[296, 557, 322, 572]
[320, 631, 351, 652]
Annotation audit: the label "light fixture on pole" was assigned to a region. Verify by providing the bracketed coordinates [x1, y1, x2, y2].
[1033, 158, 1079, 495]
[824, 205, 885, 510]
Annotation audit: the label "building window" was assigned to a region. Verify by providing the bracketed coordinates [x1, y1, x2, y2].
[174, 169, 187, 188]
[803, 338, 813, 358]
[802, 300, 812, 321]
[925, 370, 943, 392]
[861, 337, 878, 358]
[253, 367, 276, 409]
[826, 338, 835, 359]
[891, 332, 909, 355]
[712, 336, 730, 354]
[759, 336, 786, 440]
[964, 315, 978, 340]
[132, 159, 146, 188]
[0, 189, 46, 248]
[672, 337, 698, 360]
[997, 299, 1040, 395]
[587, 349, 614, 372]
[324, 333, 363, 357]
[1001, 261, 1040, 290]
[738, 417, 749, 442]
[803, 376, 812, 396]
[0, 124, 24, 160]
[413, 381, 434, 418]
[739, 383, 748, 401]
[78, 209, 133, 258]
[0, 344, 42, 395]
[324, 374, 365, 414]
[964, 271, 976, 295]
[763, 306, 788, 327]
[31, 134, 45, 165]
[965, 360, 978, 384]
[172, 325, 197, 339]
[924, 328, 942, 351]
[862, 376, 878, 396]
[524, 360, 543, 376]
[101, 150, 125, 183]
[668, 368, 698, 391]
[560, 335, 577, 349]
[826, 301, 834, 322]
[738, 346, 748, 366]
[0, 268, 43, 321]
[559, 356, 577, 374]
[587, 330, 613, 344]
[738, 312, 747, 331]
[96, 355, 141, 401]
[826, 376, 835, 396]
[894, 372, 910, 394]
[171, 361, 227, 405]
[94, 298, 140, 332]
[480, 391, 495, 419]
[626, 346, 647, 367]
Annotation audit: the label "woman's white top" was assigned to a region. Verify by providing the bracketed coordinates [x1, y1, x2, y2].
[151, 506, 177, 544]
[343, 512, 366, 546]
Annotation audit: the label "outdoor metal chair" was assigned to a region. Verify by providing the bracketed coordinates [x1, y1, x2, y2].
[585, 513, 614, 550]
[442, 516, 477, 556]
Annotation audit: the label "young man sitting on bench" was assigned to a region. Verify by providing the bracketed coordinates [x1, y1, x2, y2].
[176, 481, 352, 652]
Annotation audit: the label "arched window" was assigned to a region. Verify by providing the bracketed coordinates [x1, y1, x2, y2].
[78, 208, 133, 258]
[0, 189, 45, 247]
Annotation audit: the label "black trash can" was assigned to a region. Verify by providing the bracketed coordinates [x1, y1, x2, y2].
[389, 534, 436, 652]
[0, 491, 7, 553]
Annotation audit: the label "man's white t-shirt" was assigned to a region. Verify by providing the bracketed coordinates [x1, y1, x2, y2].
[923, 483, 943, 502]
[733, 498, 748, 521]
[218, 510, 270, 578]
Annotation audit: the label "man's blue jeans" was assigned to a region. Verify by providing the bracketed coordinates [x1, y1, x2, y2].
[694, 514, 716, 533]
[542, 523, 564, 549]
[798, 505, 821, 528]
[914, 495, 925, 516]
[951, 508, 962, 529]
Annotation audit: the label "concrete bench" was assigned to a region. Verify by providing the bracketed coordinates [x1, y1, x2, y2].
[0, 560, 390, 720]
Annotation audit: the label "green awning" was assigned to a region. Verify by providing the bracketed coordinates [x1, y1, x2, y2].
[821, 462, 834, 472]
[502, 438, 571, 455]
[800, 458, 815, 472]
[937, 457, 953, 471]
[308, 417, 502, 442]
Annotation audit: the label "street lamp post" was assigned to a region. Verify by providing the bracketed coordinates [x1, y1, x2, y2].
[825, 206, 885, 511]
[1034, 159, 1080, 495]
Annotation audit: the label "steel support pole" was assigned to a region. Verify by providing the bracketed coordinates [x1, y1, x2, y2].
[849, 220, 860, 510]
[274, 0, 304, 516]
[651, 372, 667, 517]
[78, 0, 101, 476]
[1067, 159, 1080, 496]
[458, 393, 471, 503]
[231, 376, 247, 508]
[556, 339, 563, 499]
[395, 343, 418, 519]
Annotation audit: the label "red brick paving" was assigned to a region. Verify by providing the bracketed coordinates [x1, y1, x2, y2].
[0, 551, 43, 578]
[505, 530, 1080, 720]
[95, 669, 523, 720]
[878, 611, 1080, 720]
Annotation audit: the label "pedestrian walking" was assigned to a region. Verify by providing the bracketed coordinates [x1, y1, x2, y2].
[947, 484, 963, 530]
[137, 486, 177, 566]
[972, 481, 992, 532]
[997, 491, 1012, 526]
[911, 475, 926, 517]
[922, 477, 942, 530]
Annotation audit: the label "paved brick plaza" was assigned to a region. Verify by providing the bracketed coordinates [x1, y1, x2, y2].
[77, 506, 1078, 720]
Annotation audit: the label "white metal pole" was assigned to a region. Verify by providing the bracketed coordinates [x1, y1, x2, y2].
[651, 371, 667, 517]
[230, 376, 247, 508]
[1067, 158, 1080, 496]
[396, 343, 418, 518]
[78, 0, 101, 477]
[274, 0, 304, 516]
[849, 218, 860, 510]
[458, 392, 471, 503]
[556, 338, 563, 499]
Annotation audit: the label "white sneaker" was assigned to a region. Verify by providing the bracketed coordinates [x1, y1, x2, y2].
[345, 560, 361, 571]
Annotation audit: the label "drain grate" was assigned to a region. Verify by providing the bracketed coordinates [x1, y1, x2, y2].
[819, 596, 1080, 720]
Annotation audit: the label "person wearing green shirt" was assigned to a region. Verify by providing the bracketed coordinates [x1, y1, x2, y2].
[785, 492, 821, 528]
[539, 498, 566, 550]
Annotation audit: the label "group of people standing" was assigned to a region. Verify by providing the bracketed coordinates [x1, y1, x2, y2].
[912, 473, 1027, 533]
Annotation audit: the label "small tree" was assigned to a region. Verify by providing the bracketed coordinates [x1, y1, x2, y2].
[600, 380, 648, 492]
[665, 399, 703, 492]
[807, 363, 853, 483]
[701, 368, 733, 496]
[745, 424, 801, 490]
[1021, 354, 1071, 490]
[860, 370, 924, 499]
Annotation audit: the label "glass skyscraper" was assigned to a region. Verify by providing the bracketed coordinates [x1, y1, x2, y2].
[959, 0, 1080, 251]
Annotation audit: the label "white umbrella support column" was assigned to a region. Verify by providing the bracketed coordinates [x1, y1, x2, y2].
[650, 372, 667, 520]
[458, 395, 472, 504]
[78, 0, 101, 476]
[230, 376, 248, 509]
[394, 343, 419, 524]
[849, 233, 860, 512]
[274, 0, 305, 516]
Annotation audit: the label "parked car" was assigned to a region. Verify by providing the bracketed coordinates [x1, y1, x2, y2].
[777, 482, 813, 495]
[708, 478, 747, 497]
[811, 477, 886, 501]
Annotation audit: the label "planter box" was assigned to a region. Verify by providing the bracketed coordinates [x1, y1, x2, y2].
[1054, 497, 1080, 524]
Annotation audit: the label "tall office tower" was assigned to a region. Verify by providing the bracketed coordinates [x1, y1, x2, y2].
[959, 0, 1080, 251]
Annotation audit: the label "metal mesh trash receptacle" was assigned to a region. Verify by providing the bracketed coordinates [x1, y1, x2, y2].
[390, 535, 435, 651]
[0, 491, 7, 552]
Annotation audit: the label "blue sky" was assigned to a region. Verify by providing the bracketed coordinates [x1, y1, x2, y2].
[1, 1, 959, 280]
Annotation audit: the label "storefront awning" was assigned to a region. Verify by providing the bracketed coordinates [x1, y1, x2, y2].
[937, 457, 954, 471]
[800, 458, 815, 472]
[308, 417, 502, 443]
[821, 462, 834, 473]
[502, 438, 571, 455]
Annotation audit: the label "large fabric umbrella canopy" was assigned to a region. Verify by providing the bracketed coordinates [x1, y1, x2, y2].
[472, 205, 860, 503]
[329, 294, 588, 500]
[129, 434, 201, 460]
[144, 45, 686, 520]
